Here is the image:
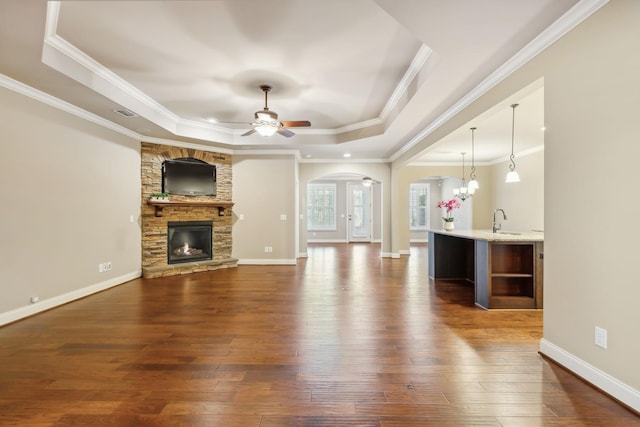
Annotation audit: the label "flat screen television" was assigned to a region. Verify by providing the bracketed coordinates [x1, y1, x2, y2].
[162, 158, 217, 196]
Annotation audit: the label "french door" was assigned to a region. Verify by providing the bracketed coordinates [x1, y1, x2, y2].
[347, 182, 372, 242]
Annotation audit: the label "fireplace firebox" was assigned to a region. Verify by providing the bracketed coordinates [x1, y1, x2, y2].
[167, 221, 213, 264]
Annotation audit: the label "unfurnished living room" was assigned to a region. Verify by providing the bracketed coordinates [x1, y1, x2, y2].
[1, 1, 639, 426]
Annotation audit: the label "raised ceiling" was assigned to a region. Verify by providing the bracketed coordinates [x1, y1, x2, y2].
[0, 0, 597, 162]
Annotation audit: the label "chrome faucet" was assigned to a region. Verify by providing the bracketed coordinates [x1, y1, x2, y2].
[492, 209, 507, 233]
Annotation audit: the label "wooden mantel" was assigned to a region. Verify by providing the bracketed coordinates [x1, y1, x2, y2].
[147, 200, 234, 217]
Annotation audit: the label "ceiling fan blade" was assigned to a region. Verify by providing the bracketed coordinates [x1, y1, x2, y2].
[277, 127, 295, 138]
[241, 128, 257, 137]
[281, 120, 311, 128]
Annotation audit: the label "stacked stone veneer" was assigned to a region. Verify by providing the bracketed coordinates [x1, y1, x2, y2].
[141, 142, 236, 278]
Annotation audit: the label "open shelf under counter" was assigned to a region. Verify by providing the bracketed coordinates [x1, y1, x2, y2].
[428, 229, 544, 310]
[147, 200, 234, 217]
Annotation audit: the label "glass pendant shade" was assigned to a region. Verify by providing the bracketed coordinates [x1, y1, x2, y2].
[468, 179, 479, 191]
[505, 171, 520, 183]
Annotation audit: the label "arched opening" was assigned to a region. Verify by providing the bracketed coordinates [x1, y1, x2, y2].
[302, 172, 384, 258]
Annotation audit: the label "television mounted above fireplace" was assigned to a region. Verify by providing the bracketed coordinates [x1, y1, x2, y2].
[162, 157, 217, 196]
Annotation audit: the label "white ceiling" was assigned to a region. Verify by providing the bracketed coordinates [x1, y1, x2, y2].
[0, 0, 591, 163]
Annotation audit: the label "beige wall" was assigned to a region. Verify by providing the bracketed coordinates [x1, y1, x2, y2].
[490, 149, 544, 232]
[542, 0, 640, 395]
[232, 154, 298, 263]
[0, 86, 141, 324]
[392, 0, 640, 409]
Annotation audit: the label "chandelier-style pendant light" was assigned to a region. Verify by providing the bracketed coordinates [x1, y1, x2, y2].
[506, 103, 521, 183]
[453, 152, 473, 201]
[468, 127, 479, 191]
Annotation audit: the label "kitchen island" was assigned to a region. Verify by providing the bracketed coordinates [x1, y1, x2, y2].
[428, 229, 544, 309]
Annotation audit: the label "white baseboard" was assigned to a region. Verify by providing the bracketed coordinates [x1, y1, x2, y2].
[381, 252, 392, 258]
[0, 270, 141, 327]
[539, 338, 640, 412]
[237, 259, 297, 265]
[399, 249, 411, 255]
[307, 239, 348, 243]
[297, 252, 308, 258]
[410, 239, 429, 243]
[390, 253, 401, 259]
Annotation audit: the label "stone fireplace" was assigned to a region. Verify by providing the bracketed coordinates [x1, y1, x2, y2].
[167, 221, 212, 264]
[141, 142, 237, 278]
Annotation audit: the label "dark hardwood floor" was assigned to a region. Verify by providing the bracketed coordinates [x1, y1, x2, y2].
[0, 243, 637, 426]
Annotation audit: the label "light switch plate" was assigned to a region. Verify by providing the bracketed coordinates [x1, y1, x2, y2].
[595, 326, 607, 349]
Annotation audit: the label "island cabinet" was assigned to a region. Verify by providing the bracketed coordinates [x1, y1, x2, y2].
[475, 241, 543, 309]
[428, 230, 544, 310]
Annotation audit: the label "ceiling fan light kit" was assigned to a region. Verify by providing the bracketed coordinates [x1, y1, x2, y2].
[239, 85, 311, 138]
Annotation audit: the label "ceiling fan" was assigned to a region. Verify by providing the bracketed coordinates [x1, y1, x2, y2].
[239, 85, 311, 138]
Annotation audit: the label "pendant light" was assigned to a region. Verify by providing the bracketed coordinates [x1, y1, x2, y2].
[362, 177, 373, 187]
[468, 127, 479, 191]
[453, 152, 473, 201]
[506, 103, 521, 183]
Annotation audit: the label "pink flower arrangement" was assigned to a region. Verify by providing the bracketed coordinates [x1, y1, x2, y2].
[437, 198, 461, 222]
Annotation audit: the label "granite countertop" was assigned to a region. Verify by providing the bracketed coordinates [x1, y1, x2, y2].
[429, 229, 544, 242]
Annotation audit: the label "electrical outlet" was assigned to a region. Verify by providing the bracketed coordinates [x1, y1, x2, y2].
[106, 262, 112, 271]
[98, 263, 105, 273]
[264, 246, 269, 253]
[30, 296, 39, 304]
[595, 326, 607, 349]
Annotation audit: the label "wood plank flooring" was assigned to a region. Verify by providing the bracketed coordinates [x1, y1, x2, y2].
[0, 243, 637, 426]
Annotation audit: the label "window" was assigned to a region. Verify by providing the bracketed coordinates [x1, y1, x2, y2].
[409, 183, 429, 230]
[307, 183, 337, 230]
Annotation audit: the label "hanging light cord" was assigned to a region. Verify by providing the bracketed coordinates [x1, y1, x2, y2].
[470, 127, 476, 180]
[509, 104, 519, 172]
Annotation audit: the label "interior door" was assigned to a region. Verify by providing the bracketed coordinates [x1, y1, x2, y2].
[347, 182, 372, 242]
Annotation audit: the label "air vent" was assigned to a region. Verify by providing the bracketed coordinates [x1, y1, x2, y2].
[113, 108, 138, 118]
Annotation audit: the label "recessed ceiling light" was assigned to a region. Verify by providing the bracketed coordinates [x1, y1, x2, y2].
[343, 153, 351, 158]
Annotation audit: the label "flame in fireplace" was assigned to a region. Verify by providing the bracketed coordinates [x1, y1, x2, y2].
[183, 242, 191, 255]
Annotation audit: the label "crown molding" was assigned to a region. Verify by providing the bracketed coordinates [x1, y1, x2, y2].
[391, 0, 610, 163]
[0, 72, 143, 141]
[407, 145, 544, 167]
[41, 2, 431, 144]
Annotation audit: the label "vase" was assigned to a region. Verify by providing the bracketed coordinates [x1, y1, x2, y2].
[444, 221, 455, 231]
